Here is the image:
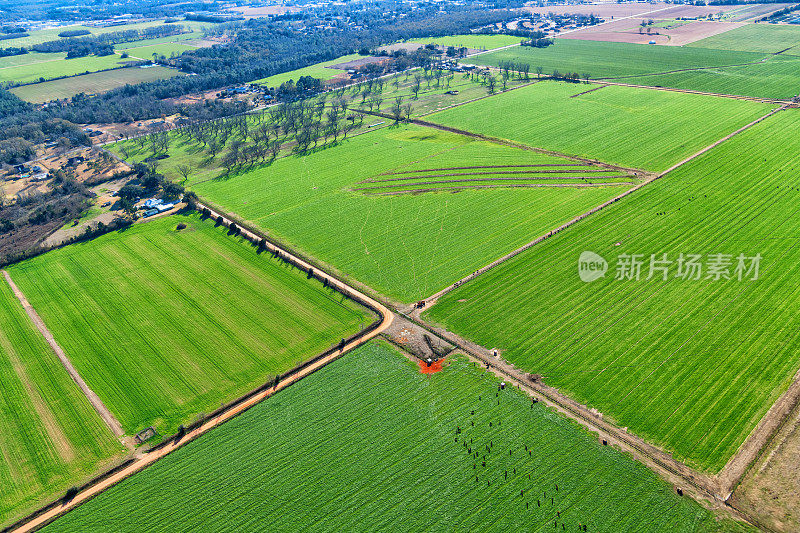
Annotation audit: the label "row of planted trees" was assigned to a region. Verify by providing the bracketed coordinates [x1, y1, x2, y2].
[123, 82, 417, 178]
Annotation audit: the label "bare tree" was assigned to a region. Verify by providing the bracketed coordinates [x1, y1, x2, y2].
[176, 164, 192, 184]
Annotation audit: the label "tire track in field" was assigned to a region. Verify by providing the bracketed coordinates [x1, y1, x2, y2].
[4, 205, 394, 533]
[1, 270, 129, 445]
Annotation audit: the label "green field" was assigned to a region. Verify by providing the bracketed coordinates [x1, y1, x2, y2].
[427, 81, 774, 172]
[43, 341, 749, 533]
[121, 42, 197, 60]
[0, 280, 123, 526]
[426, 108, 800, 472]
[408, 33, 522, 50]
[468, 39, 767, 79]
[0, 20, 211, 48]
[621, 54, 800, 99]
[6, 213, 370, 436]
[689, 23, 800, 54]
[0, 53, 133, 86]
[10, 66, 182, 102]
[161, 125, 638, 303]
[253, 54, 362, 87]
[114, 33, 205, 49]
[0, 51, 63, 70]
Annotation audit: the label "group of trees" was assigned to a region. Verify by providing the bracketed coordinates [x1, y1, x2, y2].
[26, 23, 186, 57]
[1, 1, 519, 143]
[116, 161, 184, 213]
[0, 118, 88, 165]
[0, 46, 27, 57]
[521, 37, 554, 48]
[497, 60, 589, 83]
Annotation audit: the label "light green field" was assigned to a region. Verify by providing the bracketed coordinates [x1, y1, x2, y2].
[622, 54, 800, 99]
[114, 33, 205, 49]
[166, 125, 637, 303]
[6, 213, 371, 436]
[689, 22, 800, 54]
[427, 81, 774, 172]
[0, 52, 63, 70]
[0, 20, 211, 48]
[0, 54, 131, 85]
[43, 341, 751, 533]
[121, 42, 197, 60]
[409, 33, 522, 50]
[426, 108, 800, 472]
[0, 280, 123, 526]
[469, 38, 767, 79]
[253, 54, 362, 87]
[10, 66, 182, 102]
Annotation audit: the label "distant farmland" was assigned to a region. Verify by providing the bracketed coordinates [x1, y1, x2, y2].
[0, 281, 122, 526]
[427, 81, 774, 172]
[0, 54, 132, 86]
[408, 33, 521, 50]
[42, 342, 744, 533]
[688, 23, 800, 54]
[10, 66, 182, 102]
[6, 213, 371, 436]
[468, 39, 767, 79]
[253, 54, 362, 87]
[426, 108, 800, 472]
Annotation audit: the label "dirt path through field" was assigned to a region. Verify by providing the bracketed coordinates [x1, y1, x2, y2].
[414, 104, 787, 311]
[717, 365, 800, 499]
[399, 313, 745, 516]
[4, 205, 393, 533]
[2, 271, 128, 444]
[592, 80, 790, 104]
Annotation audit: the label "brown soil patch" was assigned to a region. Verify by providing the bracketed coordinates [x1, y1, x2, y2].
[560, 19, 745, 46]
[524, 3, 673, 18]
[418, 358, 444, 373]
[328, 57, 390, 70]
[731, 398, 800, 532]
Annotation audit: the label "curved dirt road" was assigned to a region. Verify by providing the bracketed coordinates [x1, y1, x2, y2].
[8, 204, 393, 533]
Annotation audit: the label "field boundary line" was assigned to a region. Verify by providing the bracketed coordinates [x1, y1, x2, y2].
[589, 80, 790, 104]
[399, 312, 780, 530]
[3, 206, 393, 533]
[717, 365, 800, 499]
[414, 104, 786, 310]
[1, 270, 128, 442]
[398, 312, 749, 517]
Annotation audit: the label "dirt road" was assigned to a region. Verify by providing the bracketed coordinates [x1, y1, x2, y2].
[5, 205, 393, 533]
[2, 270, 127, 442]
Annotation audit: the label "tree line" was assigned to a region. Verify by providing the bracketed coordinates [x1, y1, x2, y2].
[0, 1, 518, 147]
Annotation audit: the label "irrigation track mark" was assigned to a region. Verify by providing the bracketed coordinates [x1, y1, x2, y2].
[594, 58, 772, 82]
[356, 109, 645, 177]
[3, 205, 393, 533]
[589, 80, 790, 104]
[414, 104, 787, 311]
[1, 270, 129, 445]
